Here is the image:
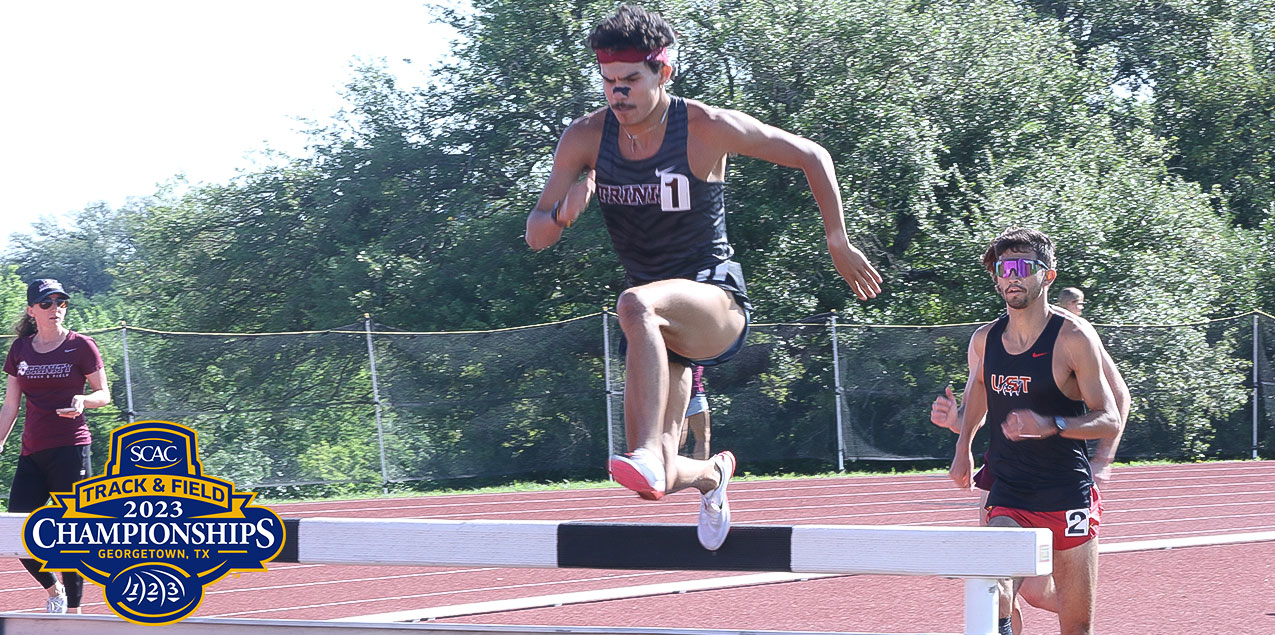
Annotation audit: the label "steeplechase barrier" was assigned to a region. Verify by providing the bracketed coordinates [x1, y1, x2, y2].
[0, 514, 1051, 634]
[0, 616, 998, 635]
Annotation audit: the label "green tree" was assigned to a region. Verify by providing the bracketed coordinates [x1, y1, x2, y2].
[5, 201, 138, 297]
[1020, 0, 1275, 228]
[0, 266, 27, 328]
[7, 0, 1264, 477]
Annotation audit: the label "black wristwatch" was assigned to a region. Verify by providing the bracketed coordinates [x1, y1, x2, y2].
[1054, 415, 1068, 433]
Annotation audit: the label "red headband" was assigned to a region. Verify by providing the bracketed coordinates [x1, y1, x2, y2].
[595, 47, 669, 65]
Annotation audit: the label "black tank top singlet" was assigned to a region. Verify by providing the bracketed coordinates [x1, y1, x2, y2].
[984, 312, 1092, 511]
[594, 98, 749, 308]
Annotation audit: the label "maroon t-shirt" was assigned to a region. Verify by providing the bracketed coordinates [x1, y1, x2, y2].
[4, 331, 103, 455]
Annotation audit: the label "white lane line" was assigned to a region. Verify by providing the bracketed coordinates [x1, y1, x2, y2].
[1100, 529, 1275, 548]
[556, 491, 1275, 525]
[208, 568, 504, 596]
[269, 478, 965, 514]
[203, 570, 714, 618]
[265, 462, 1275, 517]
[216, 465, 1275, 611]
[0, 568, 46, 576]
[1104, 480, 1275, 496]
[1104, 501, 1275, 520]
[275, 477, 1275, 519]
[187, 465, 1275, 619]
[1113, 473, 1275, 484]
[206, 526, 1275, 621]
[329, 573, 840, 623]
[274, 485, 966, 517]
[319, 532, 1275, 623]
[278, 490, 977, 519]
[1110, 511, 1275, 527]
[1104, 489, 1275, 505]
[907, 504, 1275, 526]
[282, 462, 1274, 507]
[1107, 463, 1274, 475]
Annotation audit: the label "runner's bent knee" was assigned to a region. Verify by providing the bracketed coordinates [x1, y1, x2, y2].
[615, 288, 663, 331]
[617, 283, 743, 359]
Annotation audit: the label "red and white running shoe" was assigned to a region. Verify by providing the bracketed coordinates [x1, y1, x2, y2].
[697, 451, 736, 550]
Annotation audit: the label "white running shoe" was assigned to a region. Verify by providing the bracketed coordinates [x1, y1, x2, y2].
[46, 583, 67, 614]
[609, 448, 666, 500]
[697, 451, 736, 550]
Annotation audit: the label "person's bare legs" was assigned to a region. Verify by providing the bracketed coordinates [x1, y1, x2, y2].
[1019, 574, 1060, 612]
[980, 492, 1057, 634]
[615, 278, 744, 495]
[1052, 537, 1098, 635]
[991, 515, 1096, 635]
[688, 410, 710, 460]
[679, 412, 691, 451]
[987, 515, 1021, 631]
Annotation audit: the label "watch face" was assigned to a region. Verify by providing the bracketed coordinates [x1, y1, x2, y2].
[1055, 416, 1067, 431]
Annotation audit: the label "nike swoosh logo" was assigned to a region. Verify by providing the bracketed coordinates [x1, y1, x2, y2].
[1032, 352, 1049, 358]
[63, 349, 77, 353]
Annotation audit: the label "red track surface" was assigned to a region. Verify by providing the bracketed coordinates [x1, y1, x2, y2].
[3, 461, 1273, 633]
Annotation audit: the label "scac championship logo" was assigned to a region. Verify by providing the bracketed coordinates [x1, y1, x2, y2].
[22, 420, 285, 624]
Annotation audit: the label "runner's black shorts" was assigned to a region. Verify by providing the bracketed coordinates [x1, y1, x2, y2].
[619, 263, 751, 367]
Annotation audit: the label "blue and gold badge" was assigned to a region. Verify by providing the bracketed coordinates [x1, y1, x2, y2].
[23, 420, 284, 624]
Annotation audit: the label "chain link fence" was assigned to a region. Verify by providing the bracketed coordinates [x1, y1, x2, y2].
[1, 311, 1271, 496]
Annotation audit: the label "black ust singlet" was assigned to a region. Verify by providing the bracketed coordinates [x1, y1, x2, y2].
[984, 312, 1092, 511]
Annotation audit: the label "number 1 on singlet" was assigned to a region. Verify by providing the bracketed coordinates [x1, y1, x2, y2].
[660, 173, 691, 211]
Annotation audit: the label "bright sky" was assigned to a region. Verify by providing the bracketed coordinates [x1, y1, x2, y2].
[0, 1, 458, 250]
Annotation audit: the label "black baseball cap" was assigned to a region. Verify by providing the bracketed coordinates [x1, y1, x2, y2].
[27, 279, 69, 305]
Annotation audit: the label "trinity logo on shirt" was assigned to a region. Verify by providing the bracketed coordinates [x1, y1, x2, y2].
[598, 183, 660, 206]
[596, 169, 691, 212]
[990, 374, 1032, 396]
[17, 361, 73, 378]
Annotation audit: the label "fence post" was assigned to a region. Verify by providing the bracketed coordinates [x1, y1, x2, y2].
[603, 308, 616, 462]
[364, 314, 391, 494]
[830, 311, 846, 472]
[1255, 313, 1261, 460]
[119, 321, 136, 423]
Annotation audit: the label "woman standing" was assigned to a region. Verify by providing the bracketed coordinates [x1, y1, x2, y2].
[1, 279, 110, 614]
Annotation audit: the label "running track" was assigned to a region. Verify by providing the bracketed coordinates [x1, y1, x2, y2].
[3, 462, 1273, 633]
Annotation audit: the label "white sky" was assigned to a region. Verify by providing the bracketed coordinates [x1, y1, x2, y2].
[0, 0, 457, 249]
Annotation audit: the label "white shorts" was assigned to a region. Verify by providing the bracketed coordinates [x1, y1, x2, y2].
[685, 393, 708, 418]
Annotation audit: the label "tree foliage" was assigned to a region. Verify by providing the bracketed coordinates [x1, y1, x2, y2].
[2, 0, 1271, 488]
[1021, 0, 1275, 228]
[17, 0, 1263, 328]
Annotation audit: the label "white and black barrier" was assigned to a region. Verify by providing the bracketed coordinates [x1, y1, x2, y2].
[0, 514, 1052, 635]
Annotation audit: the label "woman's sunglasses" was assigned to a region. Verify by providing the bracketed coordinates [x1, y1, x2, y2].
[36, 298, 69, 309]
[993, 258, 1049, 279]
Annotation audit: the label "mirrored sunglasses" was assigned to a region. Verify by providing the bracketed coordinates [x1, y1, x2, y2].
[994, 258, 1049, 279]
[37, 298, 69, 309]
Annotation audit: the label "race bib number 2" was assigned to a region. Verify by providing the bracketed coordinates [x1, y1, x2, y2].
[1065, 507, 1091, 537]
